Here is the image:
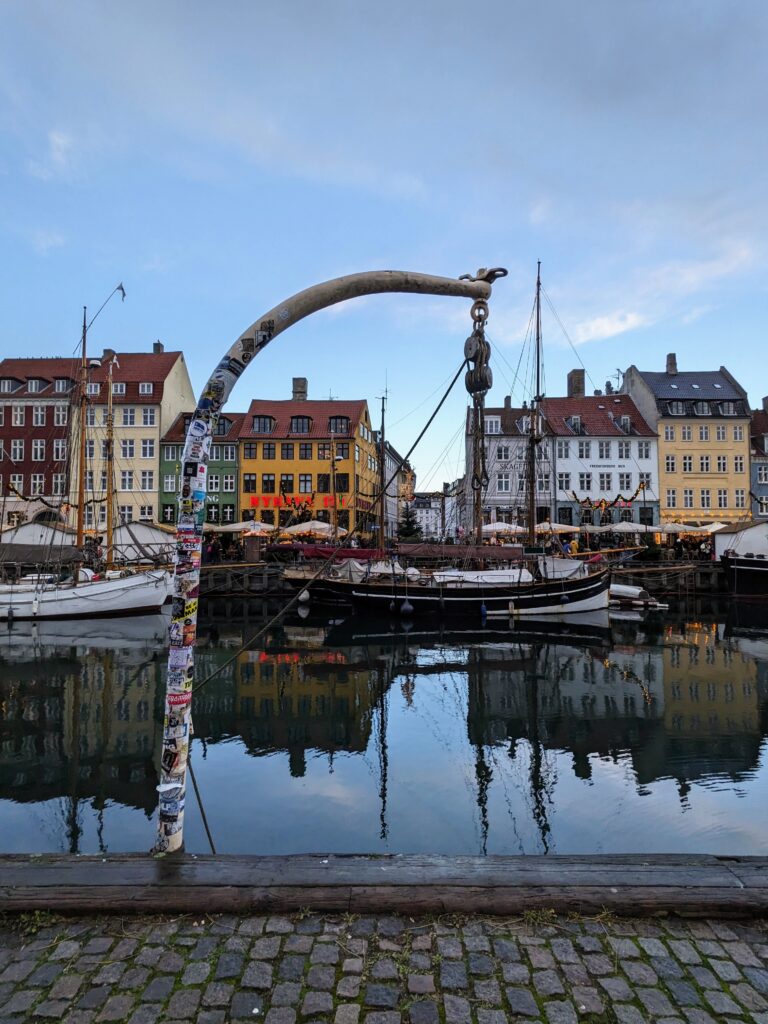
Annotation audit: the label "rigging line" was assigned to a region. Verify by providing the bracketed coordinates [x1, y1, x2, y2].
[190, 358, 470, 698]
[386, 365, 463, 430]
[187, 754, 216, 854]
[540, 287, 599, 395]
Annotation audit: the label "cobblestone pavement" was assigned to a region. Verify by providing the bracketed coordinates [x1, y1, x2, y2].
[0, 911, 766, 1023]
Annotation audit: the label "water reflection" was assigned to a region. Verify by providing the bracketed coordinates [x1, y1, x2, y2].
[0, 605, 766, 854]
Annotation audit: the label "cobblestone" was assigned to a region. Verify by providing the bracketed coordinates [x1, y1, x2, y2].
[0, 911, 762, 1023]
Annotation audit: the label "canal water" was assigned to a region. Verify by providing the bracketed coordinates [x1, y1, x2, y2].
[1, 601, 766, 856]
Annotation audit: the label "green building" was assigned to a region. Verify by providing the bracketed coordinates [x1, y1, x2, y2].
[159, 411, 245, 525]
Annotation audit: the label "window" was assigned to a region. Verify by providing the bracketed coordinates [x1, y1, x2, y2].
[485, 417, 501, 434]
[54, 379, 69, 393]
[637, 442, 650, 459]
[716, 425, 726, 441]
[758, 465, 768, 484]
[280, 473, 294, 493]
[579, 473, 592, 491]
[204, 505, 219, 524]
[716, 455, 727, 472]
[720, 401, 736, 415]
[684, 488, 694, 508]
[299, 473, 312, 493]
[52, 473, 65, 496]
[10, 440, 24, 460]
[599, 472, 612, 491]
[54, 439, 67, 461]
[665, 455, 676, 473]
[112, 382, 126, 395]
[290, 416, 311, 433]
[140, 470, 155, 490]
[118, 505, 133, 523]
[699, 425, 709, 442]
[87, 383, 100, 396]
[537, 474, 550, 493]
[316, 473, 331, 493]
[318, 443, 332, 460]
[32, 405, 45, 426]
[243, 442, 257, 459]
[733, 424, 744, 441]
[336, 442, 350, 460]
[497, 473, 511, 492]
[121, 439, 135, 458]
[120, 471, 134, 490]
[619, 473, 632, 490]
[335, 473, 350, 493]
[100, 470, 108, 490]
[139, 382, 153, 395]
[717, 488, 728, 509]
[666, 489, 677, 509]
[85, 439, 95, 459]
[694, 402, 711, 416]
[618, 441, 631, 459]
[682, 455, 692, 473]
[355, 444, 360, 463]
[281, 443, 294, 460]
[163, 445, 177, 461]
[598, 441, 611, 459]
[557, 472, 571, 491]
[328, 416, 349, 434]
[252, 416, 274, 433]
[84, 470, 94, 491]
[122, 407, 135, 426]
[164, 474, 177, 492]
[259, 442, 274, 460]
[162, 504, 176, 523]
[262, 473, 275, 493]
[139, 505, 153, 521]
[576, 441, 590, 459]
[293, 442, 311, 460]
[217, 445, 233, 462]
[32, 439, 45, 461]
[664, 425, 675, 441]
[556, 440, 570, 459]
[85, 406, 97, 427]
[669, 401, 685, 415]
[12, 406, 24, 426]
[30, 473, 44, 495]
[734, 455, 745, 473]
[700, 456, 710, 472]
[10, 473, 23, 492]
[208, 474, 220, 492]
[222, 505, 235, 523]
[681, 425, 692, 441]
[243, 473, 257, 493]
[142, 408, 156, 426]
[700, 489, 711, 509]
[101, 440, 109, 459]
[54, 405, 68, 426]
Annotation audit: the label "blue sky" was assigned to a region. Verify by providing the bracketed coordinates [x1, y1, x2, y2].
[1, 1, 767, 490]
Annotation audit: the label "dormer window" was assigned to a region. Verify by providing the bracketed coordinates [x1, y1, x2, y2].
[328, 416, 349, 434]
[620, 415, 631, 433]
[485, 417, 501, 434]
[215, 417, 230, 435]
[54, 378, 70, 393]
[0, 379, 12, 393]
[139, 382, 153, 395]
[668, 401, 685, 415]
[720, 401, 736, 416]
[693, 401, 711, 415]
[87, 383, 101, 396]
[112, 382, 126, 395]
[252, 415, 274, 433]
[27, 379, 41, 393]
[567, 415, 582, 434]
[290, 415, 311, 434]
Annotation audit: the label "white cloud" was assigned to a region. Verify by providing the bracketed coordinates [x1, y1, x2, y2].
[29, 229, 65, 254]
[572, 310, 647, 345]
[27, 129, 75, 180]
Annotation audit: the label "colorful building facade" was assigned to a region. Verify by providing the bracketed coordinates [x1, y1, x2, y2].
[750, 400, 768, 519]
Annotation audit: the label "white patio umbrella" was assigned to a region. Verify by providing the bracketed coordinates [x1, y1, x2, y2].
[207, 520, 272, 534]
[482, 521, 526, 534]
[611, 521, 658, 534]
[281, 519, 348, 538]
[535, 521, 575, 534]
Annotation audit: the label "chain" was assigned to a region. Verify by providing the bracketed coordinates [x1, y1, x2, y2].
[465, 299, 493, 491]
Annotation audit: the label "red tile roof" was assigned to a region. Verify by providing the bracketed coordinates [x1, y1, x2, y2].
[162, 411, 246, 443]
[541, 396, 655, 437]
[239, 400, 369, 440]
[0, 352, 184, 404]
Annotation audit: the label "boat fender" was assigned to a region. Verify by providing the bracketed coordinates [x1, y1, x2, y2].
[389, 600, 395, 612]
[401, 599, 413, 616]
[480, 602, 487, 619]
[418, 577, 428, 586]
[560, 595, 569, 603]
[298, 589, 310, 603]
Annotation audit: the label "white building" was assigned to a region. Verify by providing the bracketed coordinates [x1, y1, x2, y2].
[412, 484, 460, 540]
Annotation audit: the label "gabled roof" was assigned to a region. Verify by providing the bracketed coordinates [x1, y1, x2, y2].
[0, 357, 81, 393]
[751, 410, 768, 457]
[239, 400, 368, 439]
[540, 396, 655, 437]
[0, 352, 184, 404]
[162, 411, 246, 443]
[638, 369, 745, 401]
[465, 405, 542, 436]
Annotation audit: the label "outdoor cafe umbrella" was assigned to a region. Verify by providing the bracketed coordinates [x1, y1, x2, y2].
[610, 521, 658, 534]
[481, 521, 526, 535]
[281, 520, 348, 538]
[534, 521, 574, 534]
[207, 520, 272, 534]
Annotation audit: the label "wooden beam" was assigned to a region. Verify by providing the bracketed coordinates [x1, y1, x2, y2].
[1, 854, 766, 917]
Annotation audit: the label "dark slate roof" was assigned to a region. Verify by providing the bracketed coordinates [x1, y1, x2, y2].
[751, 410, 768, 457]
[639, 369, 744, 400]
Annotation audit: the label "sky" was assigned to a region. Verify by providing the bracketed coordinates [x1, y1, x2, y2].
[1, 0, 767, 491]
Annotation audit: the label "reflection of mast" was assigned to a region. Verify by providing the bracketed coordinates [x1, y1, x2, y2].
[377, 665, 389, 840]
[66, 660, 83, 854]
[474, 743, 492, 855]
[526, 646, 551, 853]
[96, 651, 114, 853]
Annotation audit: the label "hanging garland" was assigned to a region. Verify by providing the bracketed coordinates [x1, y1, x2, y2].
[570, 480, 646, 511]
[6, 483, 101, 510]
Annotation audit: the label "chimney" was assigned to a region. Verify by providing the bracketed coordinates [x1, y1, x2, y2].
[666, 352, 678, 375]
[504, 395, 512, 410]
[102, 347, 116, 362]
[292, 376, 308, 401]
[153, 340, 164, 354]
[567, 369, 585, 398]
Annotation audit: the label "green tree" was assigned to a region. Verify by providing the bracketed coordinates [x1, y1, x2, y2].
[397, 502, 423, 541]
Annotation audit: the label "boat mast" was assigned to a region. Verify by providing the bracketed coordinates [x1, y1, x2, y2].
[378, 393, 386, 552]
[527, 263, 543, 548]
[105, 356, 116, 568]
[75, 307, 88, 549]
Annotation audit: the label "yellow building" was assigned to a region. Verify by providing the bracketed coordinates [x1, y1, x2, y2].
[624, 355, 751, 523]
[237, 379, 380, 538]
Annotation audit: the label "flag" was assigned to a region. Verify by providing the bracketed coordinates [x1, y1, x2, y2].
[118, 283, 126, 301]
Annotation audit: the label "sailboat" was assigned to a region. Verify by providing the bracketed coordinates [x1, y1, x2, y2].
[294, 265, 611, 618]
[0, 301, 173, 622]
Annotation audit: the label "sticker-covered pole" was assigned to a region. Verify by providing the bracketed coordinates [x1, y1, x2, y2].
[153, 268, 502, 853]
